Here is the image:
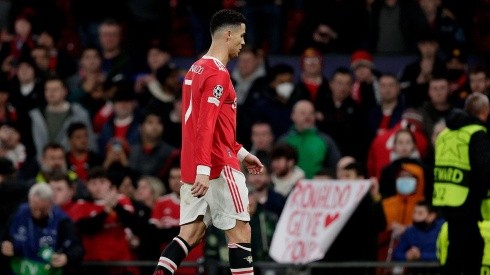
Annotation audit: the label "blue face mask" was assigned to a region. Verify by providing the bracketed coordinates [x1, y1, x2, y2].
[396, 176, 417, 195]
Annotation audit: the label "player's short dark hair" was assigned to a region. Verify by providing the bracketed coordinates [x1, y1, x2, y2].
[210, 9, 246, 35]
[67, 122, 87, 139]
[270, 143, 298, 163]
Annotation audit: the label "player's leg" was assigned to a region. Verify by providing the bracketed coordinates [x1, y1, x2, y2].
[154, 219, 207, 275]
[211, 166, 254, 275]
[226, 220, 254, 275]
[154, 184, 210, 275]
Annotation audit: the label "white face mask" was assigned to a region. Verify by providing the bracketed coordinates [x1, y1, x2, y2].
[396, 176, 417, 195]
[276, 82, 294, 99]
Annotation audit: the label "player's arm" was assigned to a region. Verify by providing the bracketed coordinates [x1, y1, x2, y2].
[192, 71, 229, 196]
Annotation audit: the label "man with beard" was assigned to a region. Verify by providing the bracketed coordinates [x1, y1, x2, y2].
[23, 143, 89, 200]
[269, 143, 305, 197]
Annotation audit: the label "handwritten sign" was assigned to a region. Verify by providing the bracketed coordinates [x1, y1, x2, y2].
[269, 179, 370, 264]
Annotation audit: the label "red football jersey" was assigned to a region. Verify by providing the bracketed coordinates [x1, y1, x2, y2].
[69, 195, 134, 261]
[150, 193, 180, 227]
[181, 56, 244, 183]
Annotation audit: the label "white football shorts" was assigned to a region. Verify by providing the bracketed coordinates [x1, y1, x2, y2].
[180, 166, 250, 230]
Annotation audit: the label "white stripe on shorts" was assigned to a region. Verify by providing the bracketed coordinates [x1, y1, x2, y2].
[224, 166, 243, 213]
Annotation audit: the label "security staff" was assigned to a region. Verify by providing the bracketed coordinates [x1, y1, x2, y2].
[433, 92, 490, 274]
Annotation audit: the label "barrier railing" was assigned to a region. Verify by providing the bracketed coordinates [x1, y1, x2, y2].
[80, 260, 442, 275]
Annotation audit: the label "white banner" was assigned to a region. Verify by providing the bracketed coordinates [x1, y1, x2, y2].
[269, 179, 370, 264]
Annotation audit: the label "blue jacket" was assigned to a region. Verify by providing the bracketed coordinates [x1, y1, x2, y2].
[393, 218, 445, 261]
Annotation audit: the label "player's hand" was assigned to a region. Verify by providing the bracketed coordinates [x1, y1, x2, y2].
[243, 154, 264, 175]
[192, 174, 209, 197]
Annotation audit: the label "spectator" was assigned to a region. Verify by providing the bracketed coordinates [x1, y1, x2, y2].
[446, 48, 470, 108]
[409, 0, 466, 58]
[98, 19, 132, 89]
[367, 73, 405, 140]
[241, 0, 284, 54]
[350, 50, 380, 113]
[399, 32, 447, 108]
[128, 112, 177, 178]
[48, 171, 76, 216]
[314, 156, 385, 274]
[247, 165, 286, 217]
[0, 157, 30, 275]
[254, 63, 300, 138]
[379, 128, 431, 200]
[35, 30, 77, 79]
[231, 45, 268, 148]
[281, 100, 341, 178]
[29, 75, 96, 159]
[367, 108, 429, 179]
[161, 94, 182, 149]
[1, 184, 83, 274]
[0, 79, 17, 126]
[469, 65, 490, 95]
[69, 167, 137, 274]
[65, 47, 105, 104]
[293, 21, 339, 54]
[144, 64, 182, 125]
[133, 175, 166, 270]
[21, 143, 90, 201]
[269, 143, 304, 197]
[316, 68, 369, 161]
[393, 200, 444, 263]
[249, 121, 275, 167]
[419, 75, 453, 138]
[0, 124, 26, 169]
[7, 55, 44, 113]
[133, 44, 171, 106]
[65, 122, 102, 182]
[378, 134, 428, 261]
[0, 157, 30, 234]
[369, 0, 414, 54]
[98, 88, 140, 152]
[297, 47, 330, 112]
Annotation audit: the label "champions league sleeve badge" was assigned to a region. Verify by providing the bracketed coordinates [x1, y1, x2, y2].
[213, 85, 224, 99]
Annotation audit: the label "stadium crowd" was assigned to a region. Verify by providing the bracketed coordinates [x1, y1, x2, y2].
[0, 0, 490, 274]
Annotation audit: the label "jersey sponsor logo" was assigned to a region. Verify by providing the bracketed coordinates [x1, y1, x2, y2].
[208, 97, 220, 106]
[189, 64, 204, 74]
[213, 85, 224, 99]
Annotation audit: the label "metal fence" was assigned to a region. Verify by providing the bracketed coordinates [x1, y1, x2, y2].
[79, 260, 442, 275]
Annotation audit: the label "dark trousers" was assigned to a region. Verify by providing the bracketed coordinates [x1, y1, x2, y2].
[444, 217, 484, 275]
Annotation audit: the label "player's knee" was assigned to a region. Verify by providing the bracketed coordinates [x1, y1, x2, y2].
[226, 221, 251, 243]
[179, 226, 206, 248]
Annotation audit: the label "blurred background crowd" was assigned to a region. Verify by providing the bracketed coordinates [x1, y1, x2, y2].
[0, 0, 489, 274]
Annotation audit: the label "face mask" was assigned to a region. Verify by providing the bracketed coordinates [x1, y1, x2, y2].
[276, 82, 294, 99]
[396, 176, 417, 195]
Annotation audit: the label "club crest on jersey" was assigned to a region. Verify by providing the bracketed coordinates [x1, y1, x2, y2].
[213, 85, 224, 99]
